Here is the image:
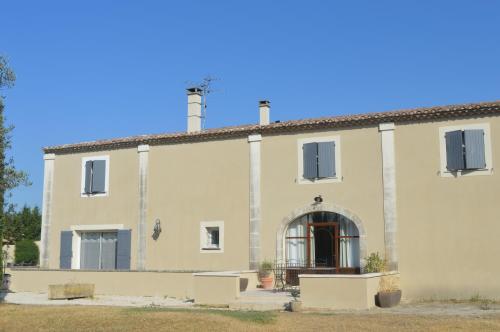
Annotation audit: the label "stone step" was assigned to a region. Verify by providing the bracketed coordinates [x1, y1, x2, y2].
[229, 300, 289, 311]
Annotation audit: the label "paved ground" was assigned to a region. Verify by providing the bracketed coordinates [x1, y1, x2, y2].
[2, 290, 500, 317]
[2, 291, 194, 308]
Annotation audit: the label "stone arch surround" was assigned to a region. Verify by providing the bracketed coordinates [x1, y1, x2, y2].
[275, 202, 367, 269]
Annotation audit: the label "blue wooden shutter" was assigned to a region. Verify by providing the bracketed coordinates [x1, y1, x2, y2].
[91, 160, 106, 193]
[59, 231, 73, 269]
[116, 229, 131, 270]
[318, 141, 336, 178]
[445, 130, 465, 171]
[464, 129, 486, 169]
[303, 142, 318, 179]
[84, 161, 93, 194]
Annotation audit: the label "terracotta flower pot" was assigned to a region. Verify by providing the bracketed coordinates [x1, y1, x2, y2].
[376, 290, 402, 308]
[260, 275, 274, 290]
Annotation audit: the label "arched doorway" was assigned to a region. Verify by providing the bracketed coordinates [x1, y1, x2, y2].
[276, 203, 367, 285]
[285, 211, 360, 272]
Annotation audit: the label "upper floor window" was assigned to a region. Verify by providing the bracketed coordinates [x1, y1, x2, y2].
[297, 136, 341, 184]
[81, 156, 109, 196]
[439, 123, 492, 177]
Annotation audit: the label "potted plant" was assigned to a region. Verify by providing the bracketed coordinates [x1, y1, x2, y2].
[289, 288, 302, 312]
[259, 261, 274, 290]
[376, 273, 402, 308]
[364, 252, 385, 273]
[364, 252, 401, 308]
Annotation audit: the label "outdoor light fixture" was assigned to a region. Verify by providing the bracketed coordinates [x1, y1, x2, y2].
[314, 195, 323, 204]
[152, 219, 162, 240]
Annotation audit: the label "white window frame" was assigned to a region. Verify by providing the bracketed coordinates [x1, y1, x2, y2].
[297, 136, 341, 184]
[80, 155, 110, 197]
[70, 224, 123, 269]
[200, 221, 224, 253]
[439, 123, 492, 178]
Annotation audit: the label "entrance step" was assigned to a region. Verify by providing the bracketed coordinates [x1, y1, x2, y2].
[229, 289, 292, 311]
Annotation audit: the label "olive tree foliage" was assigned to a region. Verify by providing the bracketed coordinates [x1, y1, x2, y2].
[1, 56, 30, 281]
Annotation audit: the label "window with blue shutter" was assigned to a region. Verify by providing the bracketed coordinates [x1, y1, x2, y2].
[83, 158, 108, 195]
[303, 143, 318, 179]
[91, 160, 106, 193]
[116, 229, 132, 270]
[60, 231, 73, 269]
[445, 130, 465, 171]
[302, 141, 336, 180]
[318, 142, 336, 178]
[445, 129, 486, 171]
[464, 129, 486, 169]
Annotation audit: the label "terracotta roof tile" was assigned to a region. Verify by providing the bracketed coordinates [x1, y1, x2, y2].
[44, 100, 500, 154]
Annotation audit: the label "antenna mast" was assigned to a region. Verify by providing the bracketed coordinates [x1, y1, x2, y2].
[197, 75, 217, 130]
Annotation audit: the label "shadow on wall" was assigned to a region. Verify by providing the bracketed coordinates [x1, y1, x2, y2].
[240, 278, 249, 291]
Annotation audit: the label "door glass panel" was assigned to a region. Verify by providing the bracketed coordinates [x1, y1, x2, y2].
[81, 232, 100, 269]
[100, 232, 117, 269]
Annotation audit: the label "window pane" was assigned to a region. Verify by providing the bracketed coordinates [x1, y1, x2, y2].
[339, 237, 360, 268]
[101, 232, 117, 270]
[339, 216, 359, 237]
[211, 229, 219, 246]
[81, 232, 100, 269]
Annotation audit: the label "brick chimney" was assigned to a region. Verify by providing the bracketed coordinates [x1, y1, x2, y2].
[187, 87, 202, 133]
[259, 100, 270, 125]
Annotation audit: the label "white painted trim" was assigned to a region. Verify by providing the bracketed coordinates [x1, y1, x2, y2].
[200, 221, 224, 253]
[137, 145, 149, 270]
[44, 153, 56, 160]
[193, 272, 239, 277]
[70, 224, 124, 231]
[297, 136, 342, 184]
[248, 135, 262, 269]
[40, 154, 56, 268]
[70, 224, 124, 269]
[299, 271, 399, 279]
[138, 144, 150, 152]
[379, 123, 395, 131]
[248, 134, 262, 142]
[80, 155, 110, 197]
[438, 123, 493, 177]
[379, 122, 398, 271]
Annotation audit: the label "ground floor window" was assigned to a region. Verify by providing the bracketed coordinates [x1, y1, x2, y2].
[80, 232, 117, 270]
[200, 221, 224, 252]
[285, 211, 360, 273]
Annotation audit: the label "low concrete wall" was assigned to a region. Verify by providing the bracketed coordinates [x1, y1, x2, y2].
[193, 272, 240, 305]
[7, 268, 196, 299]
[238, 270, 258, 291]
[300, 273, 399, 310]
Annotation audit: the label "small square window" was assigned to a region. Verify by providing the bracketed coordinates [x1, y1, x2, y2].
[200, 221, 224, 253]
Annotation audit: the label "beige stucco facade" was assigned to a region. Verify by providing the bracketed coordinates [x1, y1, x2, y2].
[33, 107, 500, 302]
[396, 115, 500, 299]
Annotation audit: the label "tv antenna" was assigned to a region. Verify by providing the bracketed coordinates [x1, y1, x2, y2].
[186, 75, 219, 130]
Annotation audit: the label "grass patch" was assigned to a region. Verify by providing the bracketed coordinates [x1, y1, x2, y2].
[215, 310, 276, 324]
[125, 306, 276, 324]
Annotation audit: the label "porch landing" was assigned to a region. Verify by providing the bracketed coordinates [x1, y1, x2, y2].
[230, 289, 293, 311]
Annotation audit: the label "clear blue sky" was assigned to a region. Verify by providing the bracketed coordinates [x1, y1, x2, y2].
[2, 1, 500, 209]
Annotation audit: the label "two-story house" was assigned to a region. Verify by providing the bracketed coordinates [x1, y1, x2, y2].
[10, 89, 500, 302]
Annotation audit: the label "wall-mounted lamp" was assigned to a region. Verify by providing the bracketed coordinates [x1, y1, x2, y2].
[314, 195, 323, 204]
[152, 219, 162, 240]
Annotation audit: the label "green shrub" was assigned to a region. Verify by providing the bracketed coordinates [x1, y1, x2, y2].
[364, 252, 385, 273]
[259, 260, 273, 278]
[15, 239, 39, 266]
